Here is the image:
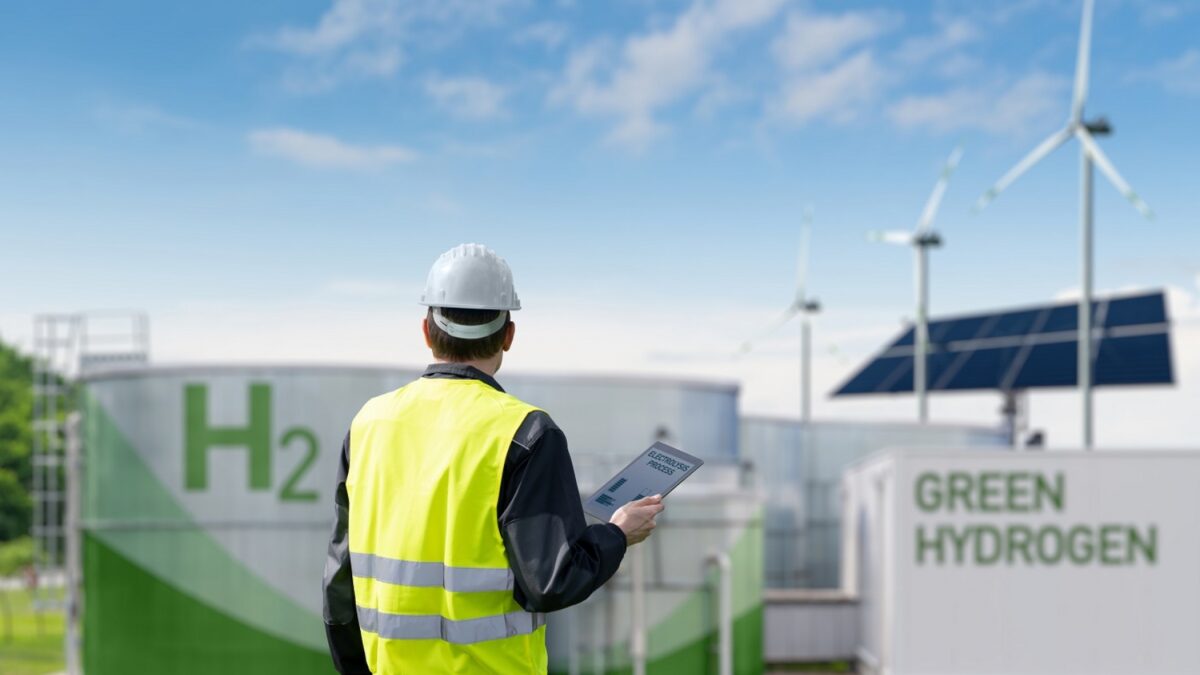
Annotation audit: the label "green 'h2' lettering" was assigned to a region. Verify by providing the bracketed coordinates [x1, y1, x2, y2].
[185, 383, 272, 491]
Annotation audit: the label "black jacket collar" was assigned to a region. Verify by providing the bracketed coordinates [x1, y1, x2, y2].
[421, 362, 505, 393]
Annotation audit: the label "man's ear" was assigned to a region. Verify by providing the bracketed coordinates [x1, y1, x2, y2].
[502, 320, 516, 352]
[422, 318, 433, 349]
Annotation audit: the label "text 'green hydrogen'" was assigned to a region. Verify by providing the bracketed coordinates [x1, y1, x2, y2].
[912, 470, 1158, 567]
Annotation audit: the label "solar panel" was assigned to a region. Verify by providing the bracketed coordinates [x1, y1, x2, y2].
[832, 290, 1174, 396]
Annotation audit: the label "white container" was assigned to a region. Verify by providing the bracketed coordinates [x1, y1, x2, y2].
[842, 448, 1200, 675]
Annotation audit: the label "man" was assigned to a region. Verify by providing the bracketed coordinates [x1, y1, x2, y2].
[322, 243, 664, 674]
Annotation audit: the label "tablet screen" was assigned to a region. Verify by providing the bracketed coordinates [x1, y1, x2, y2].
[583, 442, 704, 521]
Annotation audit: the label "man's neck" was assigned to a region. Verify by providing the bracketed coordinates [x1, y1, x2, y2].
[436, 357, 500, 377]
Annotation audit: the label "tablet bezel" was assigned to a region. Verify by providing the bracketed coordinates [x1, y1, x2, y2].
[582, 441, 704, 521]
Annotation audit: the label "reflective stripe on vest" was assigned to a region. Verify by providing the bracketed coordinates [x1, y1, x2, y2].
[357, 606, 546, 644]
[350, 553, 514, 593]
[347, 377, 547, 674]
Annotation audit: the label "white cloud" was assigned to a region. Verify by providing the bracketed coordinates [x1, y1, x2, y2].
[94, 102, 201, 134]
[1134, 0, 1197, 25]
[771, 8, 896, 71]
[252, 0, 521, 92]
[886, 71, 1067, 136]
[266, 0, 394, 54]
[247, 127, 417, 170]
[1130, 48, 1200, 96]
[424, 75, 508, 120]
[514, 21, 569, 49]
[254, 0, 406, 91]
[766, 7, 898, 127]
[894, 15, 979, 66]
[770, 51, 885, 125]
[550, 0, 786, 149]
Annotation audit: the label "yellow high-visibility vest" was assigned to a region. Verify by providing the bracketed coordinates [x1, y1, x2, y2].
[347, 376, 546, 674]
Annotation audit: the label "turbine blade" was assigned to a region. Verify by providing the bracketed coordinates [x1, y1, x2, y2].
[1075, 128, 1155, 219]
[796, 206, 813, 300]
[1071, 0, 1095, 123]
[916, 145, 964, 232]
[973, 128, 1072, 212]
[739, 304, 802, 354]
[868, 230, 915, 246]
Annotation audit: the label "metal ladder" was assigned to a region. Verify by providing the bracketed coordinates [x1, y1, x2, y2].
[31, 311, 149, 675]
[31, 314, 80, 602]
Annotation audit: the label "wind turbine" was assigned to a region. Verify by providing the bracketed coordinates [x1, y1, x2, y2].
[740, 208, 821, 423]
[973, 0, 1153, 449]
[868, 145, 964, 424]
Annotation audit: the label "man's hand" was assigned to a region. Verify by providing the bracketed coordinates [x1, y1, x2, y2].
[610, 495, 664, 546]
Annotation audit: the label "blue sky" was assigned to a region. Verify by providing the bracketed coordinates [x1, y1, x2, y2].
[1, 0, 1198, 445]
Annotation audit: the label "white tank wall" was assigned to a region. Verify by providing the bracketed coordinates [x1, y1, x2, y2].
[80, 365, 743, 653]
[501, 374, 739, 488]
[740, 417, 1008, 588]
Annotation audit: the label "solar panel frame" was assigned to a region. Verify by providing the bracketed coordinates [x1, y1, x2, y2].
[831, 291, 1174, 396]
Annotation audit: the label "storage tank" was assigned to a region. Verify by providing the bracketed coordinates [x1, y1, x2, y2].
[740, 417, 1008, 588]
[78, 365, 754, 673]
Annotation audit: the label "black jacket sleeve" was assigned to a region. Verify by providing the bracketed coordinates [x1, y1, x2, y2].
[322, 432, 370, 675]
[498, 412, 628, 612]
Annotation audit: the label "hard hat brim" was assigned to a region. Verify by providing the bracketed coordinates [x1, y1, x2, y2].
[419, 300, 521, 311]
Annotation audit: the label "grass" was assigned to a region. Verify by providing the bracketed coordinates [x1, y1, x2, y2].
[0, 587, 66, 675]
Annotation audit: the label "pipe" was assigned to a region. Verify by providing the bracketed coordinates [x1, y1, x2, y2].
[630, 546, 646, 675]
[706, 551, 733, 675]
[65, 412, 82, 675]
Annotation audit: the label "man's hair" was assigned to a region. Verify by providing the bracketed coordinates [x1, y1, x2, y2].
[427, 307, 511, 361]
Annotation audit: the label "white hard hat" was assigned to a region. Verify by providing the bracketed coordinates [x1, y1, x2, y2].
[420, 243, 521, 310]
[420, 241, 518, 336]
[420, 243, 520, 339]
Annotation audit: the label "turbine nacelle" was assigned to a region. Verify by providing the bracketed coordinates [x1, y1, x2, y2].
[868, 230, 944, 248]
[974, 0, 1152, 221]
[739, 209, 821, 357]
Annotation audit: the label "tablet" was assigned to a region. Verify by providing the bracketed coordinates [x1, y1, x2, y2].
[583, 442, 704, 521]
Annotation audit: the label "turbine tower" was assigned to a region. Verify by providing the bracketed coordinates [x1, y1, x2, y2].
[869, 145, 963, 423]
[973, 0, 1153, 449]
[740, 208, 821, 423]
